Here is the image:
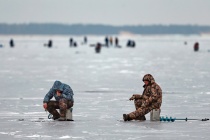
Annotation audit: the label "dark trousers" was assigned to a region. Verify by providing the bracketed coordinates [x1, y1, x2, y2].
[47, 98, 73, 118]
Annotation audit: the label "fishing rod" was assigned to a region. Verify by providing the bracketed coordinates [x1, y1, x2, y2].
[160, 116, 209, 122]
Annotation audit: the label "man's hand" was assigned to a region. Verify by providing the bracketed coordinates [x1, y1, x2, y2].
[129, 95, 135, 100]
[43, 103, 47, 110]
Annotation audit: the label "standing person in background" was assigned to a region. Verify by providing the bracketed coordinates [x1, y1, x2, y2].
[48, 40, 52, 48]
[115, 37, 119, 47]
[84, 36, 87, 44]
[69, 38, 74, 47]
[109, 37, 113, 46]
[105, 36, 109, 47]
[10, 39, 14, 47]
[43, 81, 74, 121]
[123, 74, 162, 121]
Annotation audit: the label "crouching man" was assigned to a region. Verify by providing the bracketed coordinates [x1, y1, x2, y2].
[123, 74, 162, 121]
[43, 81, 74, 121]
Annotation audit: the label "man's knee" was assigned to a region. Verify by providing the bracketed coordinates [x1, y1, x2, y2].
[68, 101, 74, 108]
[47, 101, 58, 110]
[59, 99, 68, 110]
[134, 99, 143, 108]
[135, 107, 151, 117]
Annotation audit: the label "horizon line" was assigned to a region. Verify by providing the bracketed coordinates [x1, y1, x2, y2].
[1, 22, 210, 27]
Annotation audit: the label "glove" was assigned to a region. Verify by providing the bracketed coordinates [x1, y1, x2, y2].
[129, 95, 135, 100]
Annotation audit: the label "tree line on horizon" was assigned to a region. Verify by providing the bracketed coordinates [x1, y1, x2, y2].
[0, 23, 210, 35]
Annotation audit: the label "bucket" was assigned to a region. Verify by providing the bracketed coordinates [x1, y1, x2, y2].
[150, 109, 161, 121]
[66, 108, 73, 121]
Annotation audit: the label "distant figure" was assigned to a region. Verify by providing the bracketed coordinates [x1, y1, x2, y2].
[133, 41, 136, 47]
[115, 37, 119, 47]
[84, 36, 87, 44]
[184, 41, 187, 45]
[48, 40, 53, 48]
[10, 39, 14, 47]
[109, 37, 113, 46]
[127, 40, 135, 48]
[105, 37, 109, 47]
[95, 43, 101, 53]
[73, 42, 77, 47]
[44, 40, 52, 48]
[43, 81, 74, 121]
[69, 38, 74, 47]
[194, 42, 199, 51]
[0, 44, 3, 48]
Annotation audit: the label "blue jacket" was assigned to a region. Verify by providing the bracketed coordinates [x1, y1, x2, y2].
[43, 81, 74, 103]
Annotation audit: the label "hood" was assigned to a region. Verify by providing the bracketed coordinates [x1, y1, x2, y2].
[142, 74, 155, 84]
[52, 81, 64, 91]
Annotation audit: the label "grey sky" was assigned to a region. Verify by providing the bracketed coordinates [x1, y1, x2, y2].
[0, 0, 210, 26]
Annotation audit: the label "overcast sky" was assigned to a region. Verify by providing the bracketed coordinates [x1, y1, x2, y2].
[0, 0, 210, 26]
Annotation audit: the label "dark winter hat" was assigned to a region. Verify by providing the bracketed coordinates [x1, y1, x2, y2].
[142, 74, 155, 83]
[52, 80, 64, 91]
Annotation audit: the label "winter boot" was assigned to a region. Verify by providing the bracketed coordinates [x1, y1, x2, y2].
[52, 114, 60, 120]
[123, 114, 131, 121]
[135, 115, 146, 121]
[58, 117, 66, 121]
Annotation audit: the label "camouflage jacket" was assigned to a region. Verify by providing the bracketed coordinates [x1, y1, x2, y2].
[43, 81, 74, 103]
[134, 74, 162, 109]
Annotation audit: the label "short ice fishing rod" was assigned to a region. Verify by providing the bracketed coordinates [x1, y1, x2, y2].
[160, 116, 209, 122]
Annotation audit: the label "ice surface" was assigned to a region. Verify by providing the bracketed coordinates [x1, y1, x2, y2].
[0, 35, 210, 139]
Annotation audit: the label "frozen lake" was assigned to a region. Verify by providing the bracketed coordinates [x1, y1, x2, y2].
[0, 35, 210, 139]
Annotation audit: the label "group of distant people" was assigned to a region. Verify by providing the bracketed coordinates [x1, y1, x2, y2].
[1, 37, 202, 53]
[95, 36, 137, 53]
[104, 36, 120, 48]
[43, 37, 87, 48]
[41, 40, 203, 54]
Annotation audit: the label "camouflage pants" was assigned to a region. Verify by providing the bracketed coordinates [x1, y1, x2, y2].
[134, 98, 143, 110]
[47, 98, 73, 118]
[128, 99, 153, 120]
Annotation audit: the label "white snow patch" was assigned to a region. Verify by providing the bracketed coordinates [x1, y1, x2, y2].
[26, 134, 51, 138]
[38, 88, 45, 91]
[119, 70, 134, 74]
[0, 132, 8, 134]
[59, 135, 71, 139]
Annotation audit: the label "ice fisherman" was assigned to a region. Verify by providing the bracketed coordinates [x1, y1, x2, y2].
[95, 42, 102, 53]
[43, 81, 74, 121]
[194, 42, 199, 51]
[123, 74, 162, 121]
